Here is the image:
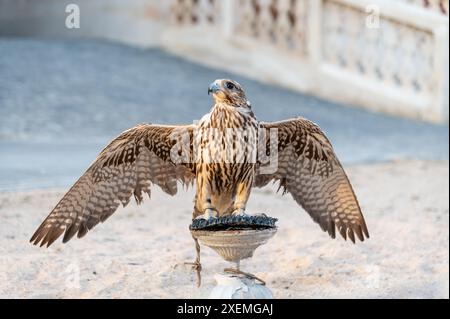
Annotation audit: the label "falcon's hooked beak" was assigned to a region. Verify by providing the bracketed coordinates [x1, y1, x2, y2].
[208, 81, 221, 95]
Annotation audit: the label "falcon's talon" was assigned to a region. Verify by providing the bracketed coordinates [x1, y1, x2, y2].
[195, 208, 218, 220]
[256, 213, 268, 217]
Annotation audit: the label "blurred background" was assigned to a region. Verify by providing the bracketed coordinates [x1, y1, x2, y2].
[0, 0, 448, 189]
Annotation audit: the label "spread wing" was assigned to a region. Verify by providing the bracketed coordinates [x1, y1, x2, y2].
[255, 118, 369, 243]
[30, 124, 195, 247]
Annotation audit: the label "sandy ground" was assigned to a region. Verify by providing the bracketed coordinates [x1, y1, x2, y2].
[0, 160, 448, 299]
[0, 38, 448, 299]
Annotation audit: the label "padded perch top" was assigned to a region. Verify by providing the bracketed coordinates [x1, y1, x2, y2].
[190, 214, 278, 231]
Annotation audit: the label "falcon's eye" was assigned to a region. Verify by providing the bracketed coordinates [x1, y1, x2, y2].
[226, 82, 235, 90]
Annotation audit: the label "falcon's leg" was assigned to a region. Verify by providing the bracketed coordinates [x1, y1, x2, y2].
[231, 179, 252, 216]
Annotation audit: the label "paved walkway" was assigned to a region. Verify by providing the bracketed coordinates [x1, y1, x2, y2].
[0, 38, 448, 190]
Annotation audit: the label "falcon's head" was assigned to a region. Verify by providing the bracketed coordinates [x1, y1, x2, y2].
[208, 79, 249, 107]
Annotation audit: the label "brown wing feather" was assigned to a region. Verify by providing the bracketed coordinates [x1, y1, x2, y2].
[30, 124, 195, 247]
[255, 118, 369, 243]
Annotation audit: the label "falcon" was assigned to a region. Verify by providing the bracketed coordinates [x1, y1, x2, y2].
[30, 79, 369, 272]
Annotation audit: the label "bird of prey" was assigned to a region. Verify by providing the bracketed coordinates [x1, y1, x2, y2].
[30, 79, 369, 272]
